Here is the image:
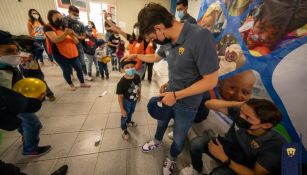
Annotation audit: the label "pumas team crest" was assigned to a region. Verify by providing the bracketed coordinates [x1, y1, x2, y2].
[178, 47, 185, 55]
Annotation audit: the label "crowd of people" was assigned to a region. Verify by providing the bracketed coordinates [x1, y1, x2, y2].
[0, 0, 291, 175]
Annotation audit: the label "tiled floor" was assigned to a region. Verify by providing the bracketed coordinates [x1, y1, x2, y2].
[0, 62, 191, 175]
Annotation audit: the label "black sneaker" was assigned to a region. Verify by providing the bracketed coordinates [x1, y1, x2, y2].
[23, 145, 52, 157]
[106, 74, 109, 80]
[51, 165, 68, 175]
[101, 75, 105, 80]
[96, 71, 100, 77]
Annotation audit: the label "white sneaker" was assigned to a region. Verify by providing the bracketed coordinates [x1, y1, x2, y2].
[168, 131, 174, 140]
[142, 140, 162, 153]
[85, 75, 93, 81]
[163, 158, 176, 175]
[180, 166, 202, 175]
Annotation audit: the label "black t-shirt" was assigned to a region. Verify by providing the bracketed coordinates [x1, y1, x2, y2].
[221, 107, 287, 174]
[116, 75, 141, 101]
[108, 34, 120, 50]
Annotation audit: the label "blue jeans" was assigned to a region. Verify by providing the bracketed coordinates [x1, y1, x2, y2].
[85, 54, 99, 75]
[121, 98, 137, 131]
[98, 61, 109, 77]
[18, 113, 42, 154]
[190, 134, 235, 175]
[53, 53, 85, 85]
[77, 45, 87, 74]
[154, 102, 197, 158]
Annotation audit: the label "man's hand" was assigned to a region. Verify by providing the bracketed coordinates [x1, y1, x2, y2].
[160, 92, 176, 106]
[208, 138, 228, 162]
[121, 110, 127, 118]
[120, 54, 137, 62]
[160, 82, 168, 94]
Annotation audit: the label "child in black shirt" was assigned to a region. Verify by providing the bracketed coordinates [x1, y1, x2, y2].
[116, 60, 141, 140]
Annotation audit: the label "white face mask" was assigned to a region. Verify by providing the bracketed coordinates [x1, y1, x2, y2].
[134, 28, 139, 37]
[32, 14, 39, 19]
[0, 55, 21, 66]
[107, 17, 112, 20]
[72, 16, 80, 21]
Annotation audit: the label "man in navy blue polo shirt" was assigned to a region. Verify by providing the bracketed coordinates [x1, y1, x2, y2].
[117, 3, 219, 174]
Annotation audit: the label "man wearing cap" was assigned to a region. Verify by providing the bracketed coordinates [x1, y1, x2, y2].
[119, 3, 219, 175]
[176, 0, 197, 24]
[0, 30, 51, 157]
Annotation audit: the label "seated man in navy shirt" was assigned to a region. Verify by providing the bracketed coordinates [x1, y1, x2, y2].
[181, 98, 287, 175]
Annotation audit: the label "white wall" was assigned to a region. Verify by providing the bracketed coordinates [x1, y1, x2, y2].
[0, 0, 170, 36]
[0, 0, 56, 35]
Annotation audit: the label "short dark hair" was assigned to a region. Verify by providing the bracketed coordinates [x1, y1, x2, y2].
[138, 3, 174, 37]
[176, 0, 188, 6]
[68, 5, 79, 13]
[245, 98, 282, 126]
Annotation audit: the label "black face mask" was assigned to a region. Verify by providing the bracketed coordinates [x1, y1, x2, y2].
[153, 38, 171, 45]
[235, 116, 253, 129]
[54, 19, 63, 28]
[153, 30, 171, 45]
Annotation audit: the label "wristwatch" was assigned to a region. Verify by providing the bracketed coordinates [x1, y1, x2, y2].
[222, 158, 231, 167]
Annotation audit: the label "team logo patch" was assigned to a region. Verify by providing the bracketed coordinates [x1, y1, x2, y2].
[286, 147, 296, 157]
[178, 47, 185, 55]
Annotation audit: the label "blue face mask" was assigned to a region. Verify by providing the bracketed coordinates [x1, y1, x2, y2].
[177, 10, 185, 19]
[125, 68, 136, 76]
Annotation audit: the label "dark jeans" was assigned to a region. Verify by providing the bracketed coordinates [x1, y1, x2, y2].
[142, 63, 154, 81]
[22, 72, 54, 97]
[53, 53, 84, 85]
[36, 39, 54, 62]
[121, 98, 137, 131]
[98, 62, 109, 77]
[17, 113, 42, 154]
[154, 102, 197, 158]
[190, 134, 236, 175]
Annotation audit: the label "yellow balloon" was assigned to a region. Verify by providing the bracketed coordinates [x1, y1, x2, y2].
[13, 78, 47, 99]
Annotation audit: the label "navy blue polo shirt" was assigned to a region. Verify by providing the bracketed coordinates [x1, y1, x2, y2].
[157, 22, 219, 109]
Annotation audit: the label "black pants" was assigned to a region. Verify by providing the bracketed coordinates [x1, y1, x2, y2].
[142, 63, 154, 81]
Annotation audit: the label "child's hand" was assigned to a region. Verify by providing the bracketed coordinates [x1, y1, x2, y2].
[121, 110, 127, 118]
